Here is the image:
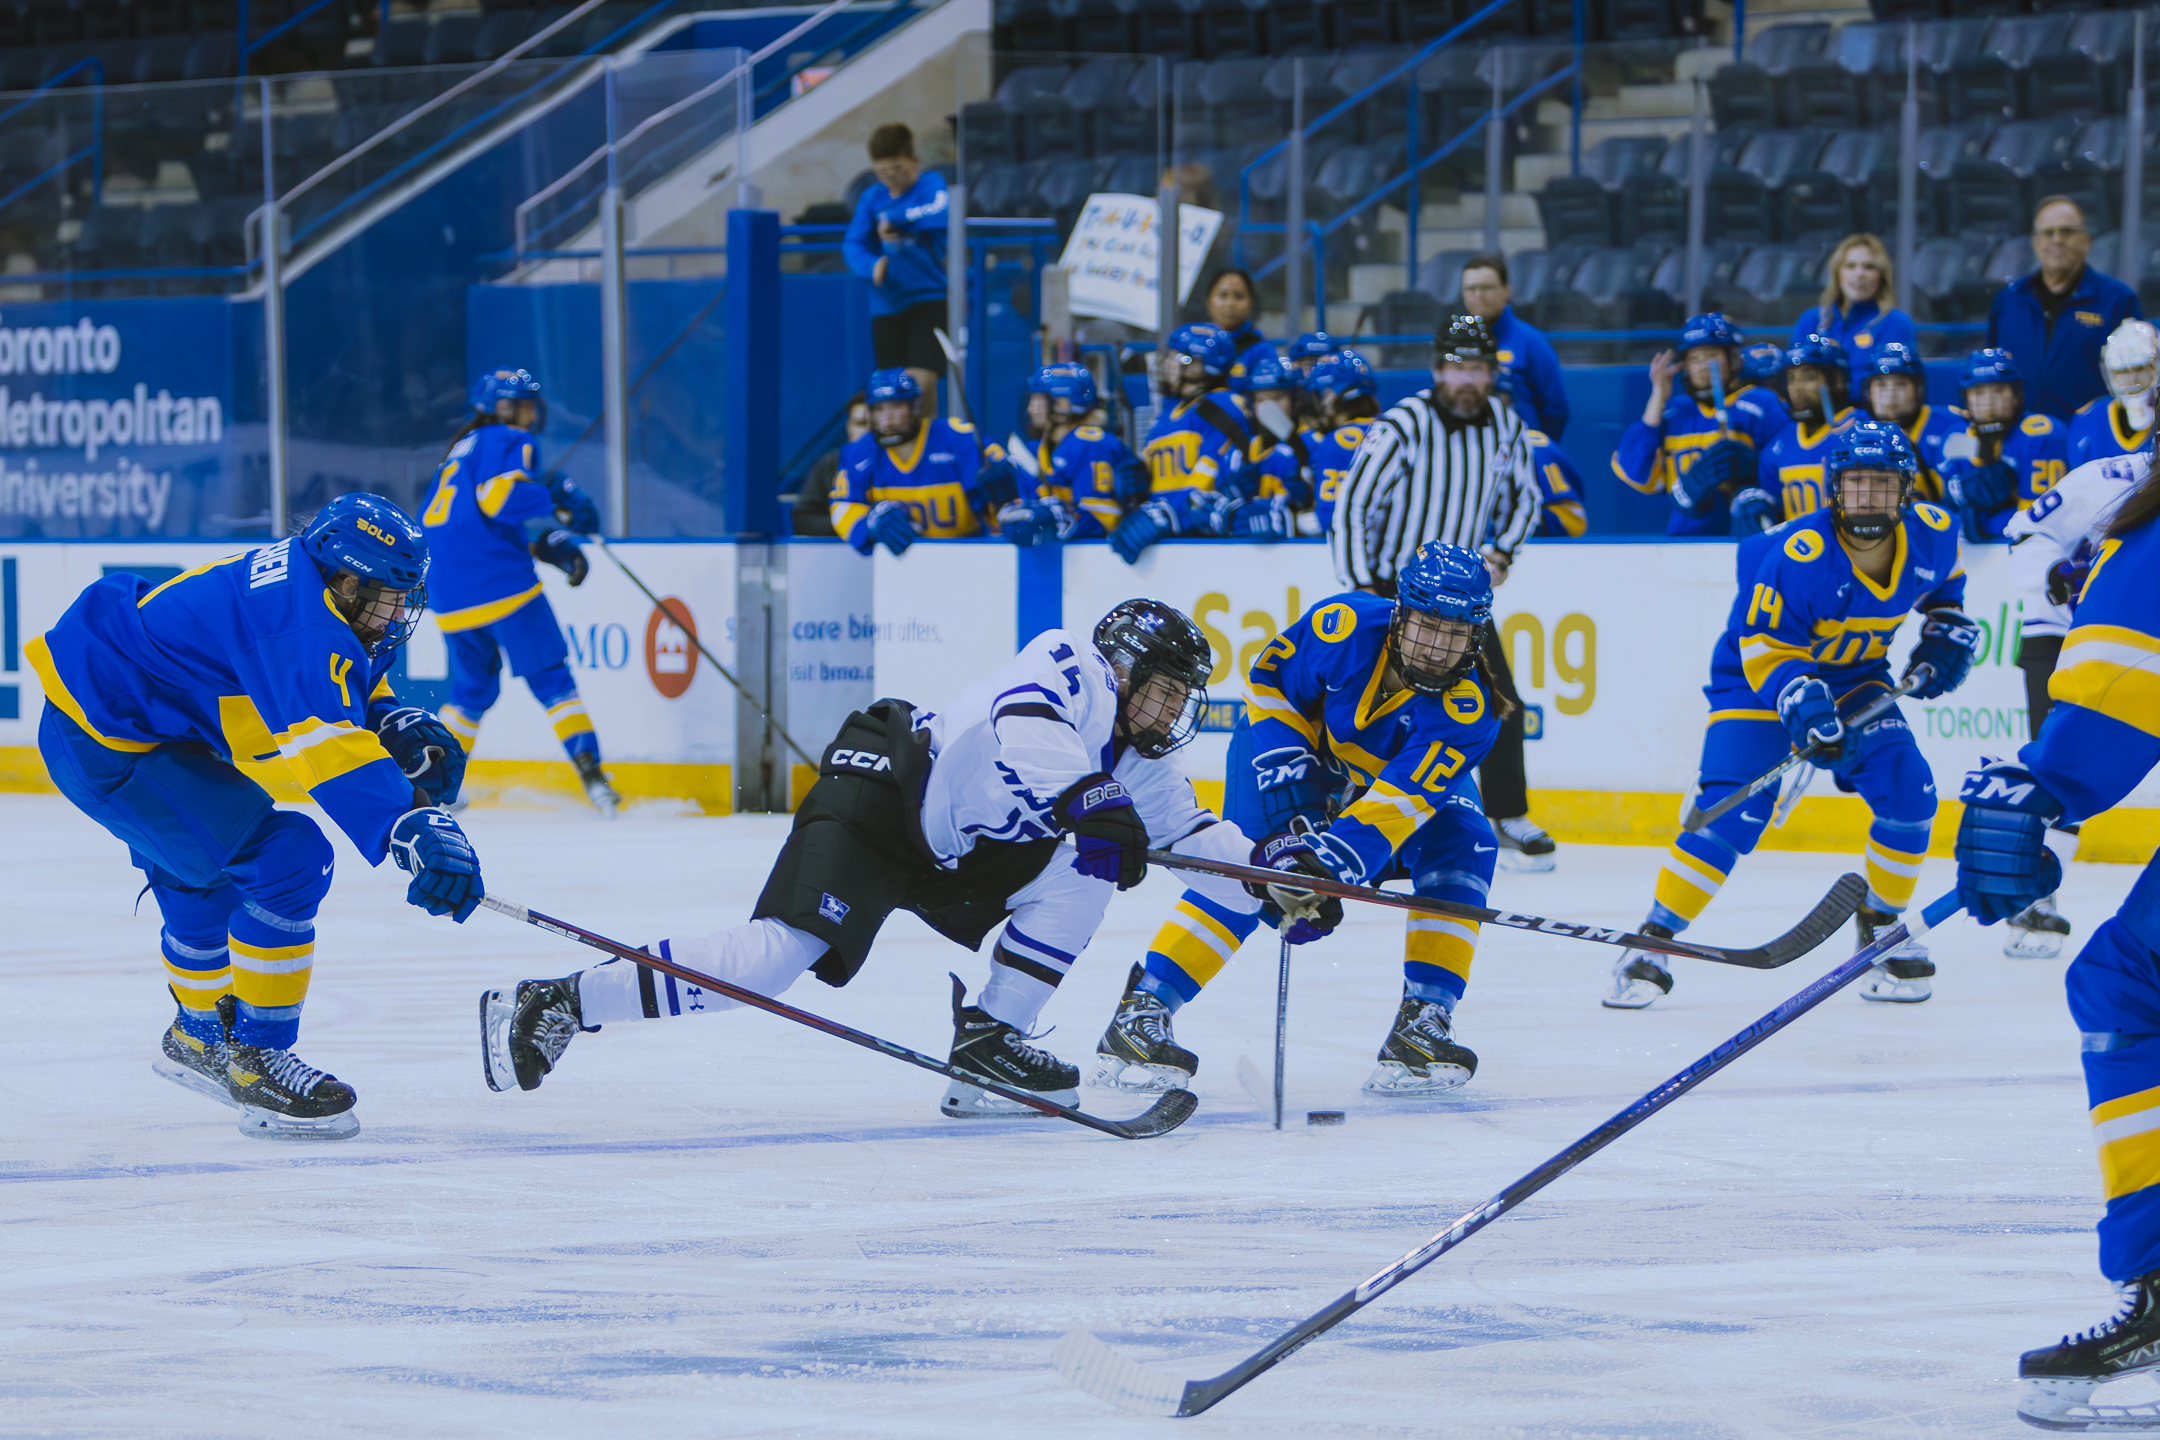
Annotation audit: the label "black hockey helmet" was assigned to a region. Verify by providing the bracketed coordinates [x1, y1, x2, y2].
[1434, 312, 1499, 369]
[1094, 599, 1213, 758]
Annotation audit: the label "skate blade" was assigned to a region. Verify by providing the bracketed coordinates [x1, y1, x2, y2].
[1859, 974, 1934, 1004]
[1088, 1056, 1188, 1094]
[2018, 1376, 2160, 1431]
[1601, 983, 1665, 1010]
[151, 1055, 241, 1111]
[235, 1105, 360, 1141]
[1361, 1061, 1471, 1096]
[479, 988, 518, 1093]
[939, 1078, 1076, 1117]
[2006, 930, 2069, 960]
[586, 785, 622, 819]
[1494, 850, 1556, 874]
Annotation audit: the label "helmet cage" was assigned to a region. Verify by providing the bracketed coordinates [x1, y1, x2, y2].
[1094, 600, 1213, 759]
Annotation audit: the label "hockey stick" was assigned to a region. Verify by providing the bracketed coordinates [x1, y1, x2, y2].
[1056, 890, 1966, 1416]
[1272, 935, 1291, 1132]
[1144, 850, 1866, 971]
[480, 896, 1196, 1140]
[933, 327, 975, 427]
[1681, 675, 1925, 834]
[585, 536, 819, 769]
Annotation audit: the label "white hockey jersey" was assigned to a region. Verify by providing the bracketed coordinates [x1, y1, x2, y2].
[913, 628, 1253, 909]
[2005, 449, 2147, 640]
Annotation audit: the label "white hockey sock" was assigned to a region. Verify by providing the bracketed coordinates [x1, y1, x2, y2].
[576, 918, 825, 1024]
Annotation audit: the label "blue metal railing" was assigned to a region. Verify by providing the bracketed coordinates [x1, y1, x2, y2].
[745, 0, 917, 124]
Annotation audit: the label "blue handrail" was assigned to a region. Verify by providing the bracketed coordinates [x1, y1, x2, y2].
[746, 0, 916, 123]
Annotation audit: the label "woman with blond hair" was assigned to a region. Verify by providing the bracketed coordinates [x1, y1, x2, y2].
[1790, 233, 1918, 360]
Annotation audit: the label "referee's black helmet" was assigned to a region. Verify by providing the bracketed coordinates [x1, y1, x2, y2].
[1434, 313, 1498, 367]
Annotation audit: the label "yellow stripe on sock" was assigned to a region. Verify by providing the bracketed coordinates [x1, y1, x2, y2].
[439, 706, 481, 751]
[2099, 1124, 2160, 1202]
[231, 964, 313, 1011]
[228, 938, 315, 969]
[1404, 915, 1479, 982]
[1865, 842, 1924, 911]
[1652, 845, 1727, 922]
[1146, 903, 1247, 991]
[547, 700, 595, 741]
[163, 958, 232, 1004]
[2094, 1085, 2160, 1126]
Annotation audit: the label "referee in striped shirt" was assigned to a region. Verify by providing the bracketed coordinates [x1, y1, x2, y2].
[1328, 313, 1557, 871]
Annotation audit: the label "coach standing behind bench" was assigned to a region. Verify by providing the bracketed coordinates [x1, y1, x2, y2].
[1989, 196, 2142, 422]
[1329, 314, 1557, 873]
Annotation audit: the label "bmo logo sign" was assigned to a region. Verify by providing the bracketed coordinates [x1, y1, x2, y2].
[645, 597, 699, 699]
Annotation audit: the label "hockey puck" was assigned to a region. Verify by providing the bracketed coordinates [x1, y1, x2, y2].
[1307, 1110, 1345, 1126]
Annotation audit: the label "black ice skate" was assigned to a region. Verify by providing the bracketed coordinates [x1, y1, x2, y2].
[152, 986, 236, 1109]
[481, 974, 587, 1093]
[1090, 963, 1199, 1093]
[943, 974, 1079, 1117]
[2016, 1273, 2160, 1431]
[2006, 894, 2073, 960]
[1363, 991, 1478, 1096]
[1856, 905, 1934, 1003]
[1491, 815, 1557, 874]
[572, 752, 622, 818]
[222, 999, 359, 1141]
[1602, 926, 1676, 1010]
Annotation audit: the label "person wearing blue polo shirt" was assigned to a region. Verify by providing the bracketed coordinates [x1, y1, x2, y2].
[1989, 197, 2143, 422]
[1790, 233, 1918, 362]
[1460, 252, 1569, 439]
[843, 122, 950, 418]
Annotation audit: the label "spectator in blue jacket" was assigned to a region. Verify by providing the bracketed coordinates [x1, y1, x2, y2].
[1459, 253, 1569, 439]
[1202, 268, 1281, 393]
[1789, 233, 1917, 361]
[1988, 196, 2143, 421]
[843, 122, 950, 416]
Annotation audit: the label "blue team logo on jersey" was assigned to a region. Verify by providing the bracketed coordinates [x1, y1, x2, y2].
[819, 893, 850, 924]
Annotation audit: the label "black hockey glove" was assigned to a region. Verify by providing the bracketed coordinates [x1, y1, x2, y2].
[531, 529, 589, 586]
[1053, 772, 1148, 889]
[370, 703, 467, 805]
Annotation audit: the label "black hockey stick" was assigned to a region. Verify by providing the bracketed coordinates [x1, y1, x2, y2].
[1146, 849, 1866, 971]
[585, 536, 819, 769]
[481, 896, 1195, 1140]
[1681, 674, 1925, 834]
[1056, 890, 1965, 1415]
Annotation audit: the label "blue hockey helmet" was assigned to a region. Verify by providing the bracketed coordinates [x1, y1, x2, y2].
[1167, 322, 1238, 377]
[1246, 352, 1303, 394]
[1784, 332, 1852, 418]
[1863, 341, 1925, 382]
[866, 367, 922, 405]
[1027, 361, 1098, 413]
[1679, 312, 1743, 354]
[1738, 341, 1786, 384]
[1286, 330, 1339, 365]
[469, 367, 543, 429]
[1958, 345, 2024, 437]
[1392, 540, 1492, 696]
[300, 493, 429, 657]
[1823, 418, 1918, 541]
[1306, 349, 1376, 404]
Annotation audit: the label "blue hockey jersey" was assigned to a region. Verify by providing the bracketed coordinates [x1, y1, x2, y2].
[1143, 390, 1254, 526]
[1244, 591, 1500, 880]
[1027, 423, 1147, 538]
[832, 417, 993, 545]
[1939, 411, 2072, 540]
[2023, 511, 2160, 822]
[2068, 397, 2155, 471]
[1893, 404, 1962, 502]
[418, 423, 554, 633]
[1613, 384, 1789, 535]
[1253, 422, 1365, 524]
[1525, 427, 1587, 537]
[25, 541, 411, 861]
[1756, 409, 1859, 522]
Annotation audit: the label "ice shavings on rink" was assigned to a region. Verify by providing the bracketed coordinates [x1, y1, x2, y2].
[0, 793, 2143, 1437]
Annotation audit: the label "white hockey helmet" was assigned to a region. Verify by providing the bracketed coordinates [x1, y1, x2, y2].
[2104, 318, 2160, 430]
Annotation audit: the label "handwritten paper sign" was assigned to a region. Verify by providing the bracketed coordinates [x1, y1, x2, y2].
[1056, 193, 1224, 332]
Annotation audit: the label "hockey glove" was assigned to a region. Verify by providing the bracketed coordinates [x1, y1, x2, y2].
[370, 704, 468, 805]
[530, 529, 589, 586]
[976, 457, 1023, 511]
[1777, 676, 1845, 763]
[1225, 494, 1294, 540]
[2047, 557, 2092, 608]
[1949, 458, 2017, 515]
[1110, 498, 1179, 564]
[1053, 773, 1149, 889]
[865, 499, 916, 556]
[549, 477, 602, 535]
[1954, 760, 2066, 925]
[1903, 607, 1982, 699]
[1673, 440, 1750, 515]
[389, 807, 484, 922]
[1727, 486, 1780, 536]
[998, 498, 1072, 548]
[1252, 744, 1332, 832]
[1246, 825, 1346, 945]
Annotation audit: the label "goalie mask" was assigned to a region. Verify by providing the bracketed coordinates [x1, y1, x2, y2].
[2106, 319, 2160, 433]
[1391, 540, 1492, 696]
[1094, 599, 1213, 758]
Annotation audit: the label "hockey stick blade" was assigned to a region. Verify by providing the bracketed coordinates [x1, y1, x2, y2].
[481, 896, 1192, 1140]
[1147, 850, 1865, 970]
[1684, 676, 1923, 833]
[1056, 891, 1965, 1417]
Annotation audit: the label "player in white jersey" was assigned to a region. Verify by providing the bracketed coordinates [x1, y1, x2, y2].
[480, 600, 1320, 1116]
[1996, 442, 2149, 956]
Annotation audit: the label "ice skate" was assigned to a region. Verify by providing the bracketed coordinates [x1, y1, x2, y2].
[572, 752, 622, 818]
[1090, 964, 1199, 1092]
[151, 987, 238, 1109]
[1856, 905, 1934, 1003]
[223, 1023, 359, 1141]
[1603, 930, 1675, 1009]
[1362, 992, 1477, 1095]
[2016, 1273, 2160, 1431]
[482, 973, 585, 1093]
[942, 974, 1079, 1116]
[2006, 894, 2072, 960]
[1491, 815, 1557, 873]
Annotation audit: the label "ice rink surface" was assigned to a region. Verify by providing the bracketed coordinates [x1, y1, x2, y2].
[1, 792, 2147, 1438]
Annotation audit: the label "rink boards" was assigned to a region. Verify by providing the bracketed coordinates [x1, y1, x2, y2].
[1, 535, 2154, 861]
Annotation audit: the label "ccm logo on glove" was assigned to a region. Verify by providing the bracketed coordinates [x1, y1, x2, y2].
[828, 749, 892, 772]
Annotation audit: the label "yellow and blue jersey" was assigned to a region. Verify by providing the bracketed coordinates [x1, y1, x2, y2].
[1737, 503, 1966, 708]
[1895, 404, 1960, 503]
[1260, 422, 1366, 531]
[1756, 409, 1859, 521]
[418, 423, 553, 634]
[1613, 383, 1789, 535]
[831, 417, 992, 545]
[2068, 397, 2155, 471]
[1525, 427, 1587, 537]
[1939, 411, 2071, 540]
[1143, 390, 1252, 524]
[1244, 591, 1500, 880]
[2026, 514, 2160, 821]
[1030, 423, 1145, 539]
[25, 541, 412, 862]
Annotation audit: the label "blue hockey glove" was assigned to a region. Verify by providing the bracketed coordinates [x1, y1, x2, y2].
[1246, 827, 1345, 945]
[977, 457, 1023, 511]
[1252, 744, 1332, 832]
[1727, 486, 1780, 535]
[1053, 773, 1148, 889]
[389, 807, 484, 922]
[549, 477, 602, 535]
[1110, 498, 1179, 564]
[1777, 676, 1845, 762]
[1225, 494, 1294, 540]
[2047, 557, 2091, 608]
[1954, 760, 2066, 925]
[998, 498, 1072, 548]
[1111, 453, 1150, 506]
[860, 499, 916, 557]
[1903, 607, 1982, 699]
[1949, 458, 2017, 515]
[370, 704, 467, 805]
[1673, 439, 1750, 515]
[530, 529, 589, 586]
